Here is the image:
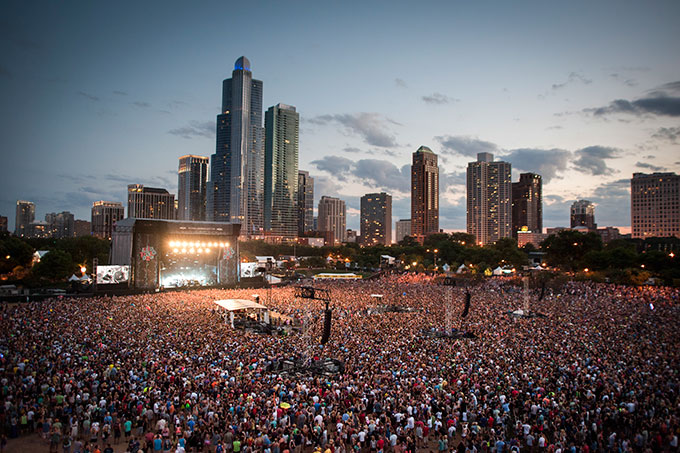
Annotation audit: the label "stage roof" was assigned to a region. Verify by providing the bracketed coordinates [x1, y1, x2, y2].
[214, 299, 268, 312]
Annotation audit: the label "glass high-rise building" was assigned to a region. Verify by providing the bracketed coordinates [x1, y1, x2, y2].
[361, 192, 392, 246]
[411, 146, 439, 239]
[467, 153, 512, 245]
[45, 211, 75, 238]
[207, 56, 264, 238]
[178, 155, 208, 221]
[91, 201, 124, 240]
[318, 196, 346, 245]
[298, 170, 314, 236]
[127, 184, 175, 220]
[14, 200, 35, 237]
[570, 200, 596, 231]
[264, 104, 299, 239]
[395, 219, 412, 243]
[512, 173, 542, 238]
[631, 172, 680, 239]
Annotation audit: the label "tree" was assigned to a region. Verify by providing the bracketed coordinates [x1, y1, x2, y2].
[398, 236, 419, 247]
[0, 236, 34, 274]
[541, 231, 603, 271]
[31, 250, 75, 281]
[490, 237, 527, 268]
[449, 232, 476, 246]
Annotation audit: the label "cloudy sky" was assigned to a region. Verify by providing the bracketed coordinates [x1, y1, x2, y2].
[1, 0, 679, 233]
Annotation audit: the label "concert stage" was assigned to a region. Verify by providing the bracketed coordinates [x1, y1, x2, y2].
[109, 218, 240, 290]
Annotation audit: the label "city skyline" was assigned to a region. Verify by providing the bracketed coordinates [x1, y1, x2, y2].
[1, 1, 679, 232]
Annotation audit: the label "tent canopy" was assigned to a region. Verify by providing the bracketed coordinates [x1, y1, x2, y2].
[214, 299, 268, 312]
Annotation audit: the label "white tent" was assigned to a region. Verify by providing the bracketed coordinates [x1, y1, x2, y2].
[214, 299, 269, 327]
[380, 255, 395, 265]
[214, 299, 268, 311]
[493, 266, 503, 276]
[313, 272, 361, 280]
[265, 274, 281, 284]
[68, 274, 80, 282]
[456, 264, 467, 274]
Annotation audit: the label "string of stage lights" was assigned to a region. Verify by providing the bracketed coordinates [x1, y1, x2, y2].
[167, 240, 230, 254]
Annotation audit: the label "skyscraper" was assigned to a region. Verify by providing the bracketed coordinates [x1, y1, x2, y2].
[570, 200, 596, 230]
[91, 201, 124, 239]
[45, 211, 75, 238]
[361, 192, 392, 246]
[14, 200, 35, 237]
[318, 196, 346, 245]
[127, 184, 175, 220]
[207, 56, 264, 238]
[178, 155, 208, 221]
[411, 146, 439, 240]
[395, 219, 412, 243]
[631, 172, 680, 239]
[512, 173, 542, 238]
[467, 152, 512, 245]
[264, 104, 299, 239]
[298, 170, 314, 236]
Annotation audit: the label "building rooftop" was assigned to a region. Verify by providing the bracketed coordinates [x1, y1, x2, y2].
[234, 56, 251, 72]
[415, 145, 434, 154]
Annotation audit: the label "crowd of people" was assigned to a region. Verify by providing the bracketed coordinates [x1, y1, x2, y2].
[1, 274, 679, 453]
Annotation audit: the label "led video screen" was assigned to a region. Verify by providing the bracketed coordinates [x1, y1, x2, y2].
[96, 265, 130, 284]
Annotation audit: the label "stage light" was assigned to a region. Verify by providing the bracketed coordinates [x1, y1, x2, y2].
[173, 248, 179, 253]
[181, 249, 187, 254]
[205, 248, 210, 253]
[189, 248, 195, 253]
[182, 241, 187, 247]
[80, 266, 87, 274]
[197, 248, 203, 253]
[169, 241, 175, 247]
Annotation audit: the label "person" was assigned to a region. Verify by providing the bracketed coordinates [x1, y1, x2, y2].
[63, 436, 72, 453]
[1, 279, 679, 453]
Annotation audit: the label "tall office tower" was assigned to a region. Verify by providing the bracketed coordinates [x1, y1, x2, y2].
[318, 196, 346, 245]
[467, 152, 512, 245]
[631, 172, 680, 239]
[45, 211, 75, 238]
[395, 219, 412, 243]
[264, 104, 299, 239]
[0, 216, 7, 233]
[297, 170, 314, 236]
[207, 56, 264, 237]
[360, 192, 392, 246]
[74, 220, 91, 237]
[91, 201, 124, 239]
[570, 200, 596, 230]
[45, 212, 57, 236]
[177, 155, 208, 221]
[127, 184, 175, 220]
[14, 200, 35, 237]
[411, 146, 439, 240]
[511, 173, 542, 238]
